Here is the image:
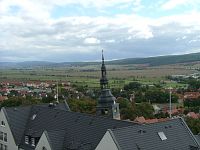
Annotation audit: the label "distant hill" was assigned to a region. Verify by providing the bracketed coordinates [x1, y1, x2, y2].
[1, 52, 200, 68]
[0, 61, 55, 69]
[108, 52, 200, 66]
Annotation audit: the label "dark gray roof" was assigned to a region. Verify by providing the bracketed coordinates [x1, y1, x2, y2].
[45, 130, 66, 150]
[3, 103, 70, 146]
[4, 103, 134, 150]
[195, 135, 200, 145]
[110, 118, 200, 150]
[3, 106, 32, 145]
[4, 103, 200, 150]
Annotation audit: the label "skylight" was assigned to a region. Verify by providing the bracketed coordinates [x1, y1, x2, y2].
[158, 132, 167, 141]
[31, 114, 37, 120]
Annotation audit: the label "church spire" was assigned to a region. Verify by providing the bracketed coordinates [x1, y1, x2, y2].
[100, 50, 108, 89]
[102, 49, 104, 64]
[97, 50, 120, 120]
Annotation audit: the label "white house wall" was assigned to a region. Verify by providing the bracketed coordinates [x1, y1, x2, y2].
[95, 131, 119, 150]
[0, 108, 18, 150]
[35, 132, 52, 150]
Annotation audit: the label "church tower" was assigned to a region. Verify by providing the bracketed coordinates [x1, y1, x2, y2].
[96, 50, 120, 120]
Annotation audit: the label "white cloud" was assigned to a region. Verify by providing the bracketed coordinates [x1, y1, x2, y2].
[161, 0, 200, 10]
[84, 37, 100, 44]
[105, 39, 116, 43]
[0, 0, 200, 62]
[161, 0, 189, 10]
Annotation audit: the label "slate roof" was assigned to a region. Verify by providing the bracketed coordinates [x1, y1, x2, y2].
[195, 135, 200, 145]
[3, 103, 70, 147]
[109, 118, 200, 150]
[3, 106, 32, 145]
[4, 103, 134, 150]
[3, 103, 200, 150]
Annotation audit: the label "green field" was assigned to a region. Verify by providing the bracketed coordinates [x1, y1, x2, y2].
[0, 64, 196, 89]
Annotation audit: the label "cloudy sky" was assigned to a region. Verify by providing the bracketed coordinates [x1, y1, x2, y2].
[1, 0, 200, 62]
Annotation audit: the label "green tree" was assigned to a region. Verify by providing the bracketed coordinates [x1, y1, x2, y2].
[185, 117, 200, 134]
[116, 97, 136, 120]
[135, 102, 154, 119]
[67, 98, 96, 114]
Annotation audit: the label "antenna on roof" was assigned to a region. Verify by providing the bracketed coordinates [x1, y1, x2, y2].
[169, 86, 172, 119]
[56, 82, 59, 103]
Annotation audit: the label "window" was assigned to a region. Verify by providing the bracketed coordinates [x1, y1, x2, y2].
[0, 132, 3, 141]
[3, 133, 7, 142]
[25, 136, 29, 144]
[105, 109, 108, 114]
[31, 114, 37, 120]
[31, 138, 35, 146]
[4, 145, 7, 150]
[101, 109, 109, 115]
[1, 121, 5, 127]
[158, 132, 167, 141]
[0, 144, 3, 150]
[42, 147, 47, 150]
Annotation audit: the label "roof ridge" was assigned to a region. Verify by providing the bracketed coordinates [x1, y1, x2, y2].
[110, 117, 183, 131]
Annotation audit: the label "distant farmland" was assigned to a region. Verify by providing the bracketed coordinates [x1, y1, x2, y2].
[0, 63, 196, 89]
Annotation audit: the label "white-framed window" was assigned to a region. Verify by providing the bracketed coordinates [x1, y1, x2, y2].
[0, 144, 7, 150]
[4, 145, 7, 150]
[3, 133, 7, 142]
[0, 143, 3, 150]
[0, 132, 3, 141]
[31, 138, 35, 146]
[25, 136, 29, 144]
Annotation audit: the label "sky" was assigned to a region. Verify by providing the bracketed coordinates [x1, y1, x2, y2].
[1, 0, 200, 62]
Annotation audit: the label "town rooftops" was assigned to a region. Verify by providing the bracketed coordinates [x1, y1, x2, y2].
[3, 103, 134, 150]
[2, 103, 200, 150]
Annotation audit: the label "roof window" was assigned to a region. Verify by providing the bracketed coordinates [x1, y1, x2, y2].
[158, 132, 167, 141]
[31, 114, 37, 120]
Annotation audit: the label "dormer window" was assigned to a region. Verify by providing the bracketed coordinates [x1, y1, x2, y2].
[31, 138, 35, 147]
[25, 136, 29, 144]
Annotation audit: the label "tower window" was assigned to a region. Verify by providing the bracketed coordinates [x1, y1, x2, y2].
[101, 109, 109, 115]
[105, 109, 108, 114]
